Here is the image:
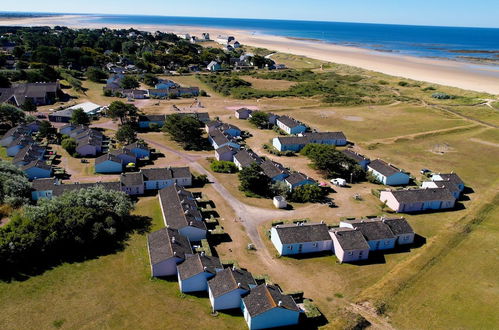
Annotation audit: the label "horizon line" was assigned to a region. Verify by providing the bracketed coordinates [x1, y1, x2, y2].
[1, 10, 499, 30]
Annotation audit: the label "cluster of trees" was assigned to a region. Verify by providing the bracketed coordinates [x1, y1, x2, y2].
[238, 163, 327, 203]
[0, 104, 32, 128]
[0, 187, 141, 275]
[210, 160, 238, 173]
[198, 73, 251, 96]
[0, 160, 31, 208]
[106, 101, 139, 124]
[70, 108, 90, 125]
[301, 144, 365, 182]
[162, 114, 208, 150]
[248, 111, 270, 129]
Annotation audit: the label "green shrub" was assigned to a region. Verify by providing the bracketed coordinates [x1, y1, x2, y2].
[398, 81, 409, 87]
[432, 92, 455, 99]
[210, 160, 238, 173]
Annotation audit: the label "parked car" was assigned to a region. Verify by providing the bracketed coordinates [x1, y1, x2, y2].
[420, 168, 431, 174]
[331, 178, 347, 186]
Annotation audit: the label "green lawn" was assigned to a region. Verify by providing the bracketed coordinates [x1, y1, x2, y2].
[0, 197, 244, 330]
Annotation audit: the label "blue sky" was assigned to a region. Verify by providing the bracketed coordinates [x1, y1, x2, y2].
[2, 0, 499, 28]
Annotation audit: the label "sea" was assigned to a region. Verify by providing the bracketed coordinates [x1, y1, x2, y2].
[3, 13, 499, 63]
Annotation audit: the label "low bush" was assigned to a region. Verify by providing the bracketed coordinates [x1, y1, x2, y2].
[210, 160, 238, 173]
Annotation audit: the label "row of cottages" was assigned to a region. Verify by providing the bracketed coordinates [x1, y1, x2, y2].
[48, 102, 103, 123]
[148, 86, 200, 99]
[275, 116, 307, 135]
[1, 122, 53, 180]
[59, 124, 105, 157]
[0, 82, 61, 106]
[270, 218, 415, 263]
[272, 132, 348, 152]
[146, 227, 302, 329]
[367, 159, 410, 186]
[94, 141, 151, 174]
[31, 166, 191, 201]
[138, 112, 210, 129]
[341, 148, 371, 170]
[207, 121, 242, 150]
[158, 184, 207, 242]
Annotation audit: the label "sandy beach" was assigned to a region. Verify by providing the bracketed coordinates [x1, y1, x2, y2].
[1, 14, 498, 95]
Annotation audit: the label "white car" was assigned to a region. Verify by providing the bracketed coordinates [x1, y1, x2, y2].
[331, 178, 347, 187]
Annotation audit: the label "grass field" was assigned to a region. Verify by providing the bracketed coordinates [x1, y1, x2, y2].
[0, 197, 244, 330]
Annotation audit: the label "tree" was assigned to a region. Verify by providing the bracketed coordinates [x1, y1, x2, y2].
[120, 75, 139, 89]
[70, 108, 90, 125]
[21, 99, 37, 113]
[107, 101, 138, 124]
[38, 120, 55, 140]
[289, 184, 327, 203]
[301, 144, 366, 182]
[210, 160, 238, 173]
[86, 67, 108, 83]
[0, 186, 136, 274]
[0, 104, 25, 127]
[115, 124, 137, 144]
[270, 180, 289, 197]
[162, 114, 206, 150]
[248, 111, 270, 129]
[0, 160, 31, 207]
[238, 163, 270, 197]
[61, 137, 77, 154]
[142, 73, 158, 87]
[0, 73, 10, 88]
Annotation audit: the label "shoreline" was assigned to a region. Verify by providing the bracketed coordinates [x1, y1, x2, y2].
[0, 15, 498, 95]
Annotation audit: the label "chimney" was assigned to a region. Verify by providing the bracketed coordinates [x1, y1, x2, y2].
[232, 265, 236, 271]
[171, 237, 176, 244]
[278, 301, 283, 307]
[237, 282, 242, 288]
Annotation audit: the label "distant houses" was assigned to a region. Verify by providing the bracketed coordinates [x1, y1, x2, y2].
[49, 102, 103, 123]
[272, 132, 347, 152]
[0, 82, 61, 106]
[367, 159, 410, 186]
[138, 112, 210, 129]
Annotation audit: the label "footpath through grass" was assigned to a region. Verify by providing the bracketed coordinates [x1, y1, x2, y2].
[0, 197, 244, 330]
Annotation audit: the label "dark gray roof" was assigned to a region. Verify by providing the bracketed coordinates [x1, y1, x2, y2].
[95, 153, 122, 165]
[285, 172, 314, 186]
[208, 268, 256, 298]
[260, 160, 289, 179]
[177, 254, 222, 280]
[210, 129, 236, 146]
[32, 177, 58, 191]
[274, 223, 331, 244]
[236, 108, 253, 114]
[147, 227, 193, 265]
[0, 82, 59, 105]
[21, 159, 51, 171]
[110, 148, 136, 158]
[275, 132, 346, 146]
[341, 148, 370, 163]
[435, 173, 464, 186]
[234, 149, 262, 168]
[432, 180, 460, 194]
[13, 144, 45, 164]
[368, 159, 404, 177]
[346, 221, 396, 241]
[141, 167, 191, 181]
[331, 228, 370, 250]
[215, 145, 237, 156]
[158, 185, 206, 232]
[8, 135, 34, 148]
[1, 125, 31, 140]
[125, 141, 149, 151]
[139, 114, 166, 122]
[120, 172, 144, 186]
[390, 187, 455, 203]
[381, 218, 414, 235]
[243, 284, 300, 317]
[277, 116, 304, 129]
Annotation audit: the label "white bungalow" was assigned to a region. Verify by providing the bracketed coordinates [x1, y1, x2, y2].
[208, 267, 257, 311]
[271, 222, 333, 256]
[340, 219, 397, 251]
[329, 228, 370, 263]
[177, 254, 223, 293]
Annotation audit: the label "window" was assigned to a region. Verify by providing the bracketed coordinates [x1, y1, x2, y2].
[312, 243, 318, 248]
[385, 240, 390, 245]
[348, 251, 353, 256]
[287, 246, 293, 250]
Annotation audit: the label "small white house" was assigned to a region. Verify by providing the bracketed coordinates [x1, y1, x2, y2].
[271, 222, 332, 256]
[381, 217, 415, 245]
[65, 102, 103, 116]
[273, 196, 287, 209]
[208, 267, 257, 311]
[147, 228, 193, 277]
[275, 116, 307, 135]
[330, 228, 370, 263]
[177, 254, 223, 293]
[367, 159, 410, 186]
[242, 284, 301, 330]
[380, 188, 456, 213]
